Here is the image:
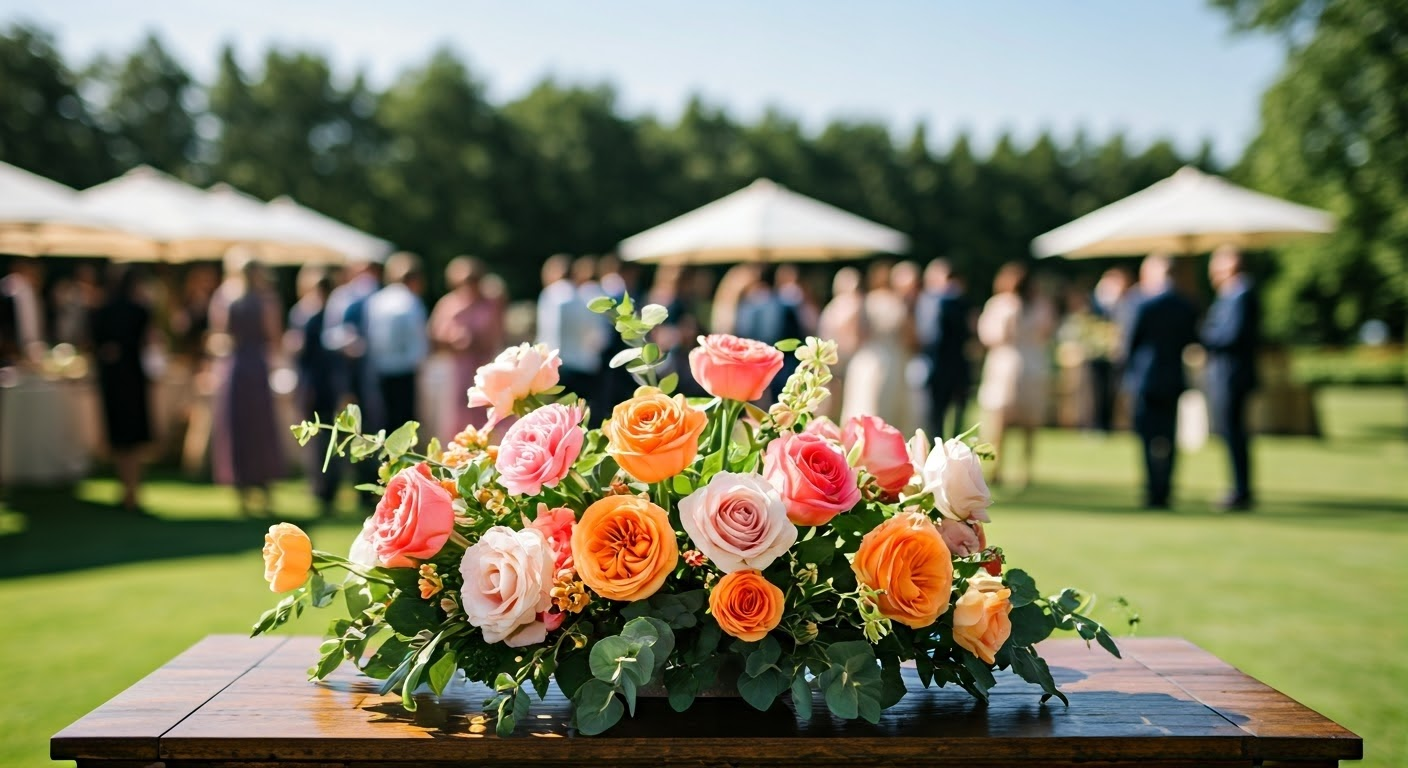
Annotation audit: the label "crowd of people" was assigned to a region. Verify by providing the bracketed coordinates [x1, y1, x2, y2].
[0, 244, 1260, 515]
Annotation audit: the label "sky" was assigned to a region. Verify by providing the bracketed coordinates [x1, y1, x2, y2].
[4, 1, 1287, 161]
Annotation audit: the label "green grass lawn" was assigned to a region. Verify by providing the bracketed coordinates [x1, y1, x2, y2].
[3, 386, 1405, 767]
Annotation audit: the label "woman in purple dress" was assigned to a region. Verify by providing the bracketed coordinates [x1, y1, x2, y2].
[209, 257, 284, 515]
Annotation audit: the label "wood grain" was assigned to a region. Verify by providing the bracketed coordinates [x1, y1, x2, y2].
[52, 635, 1362, 767]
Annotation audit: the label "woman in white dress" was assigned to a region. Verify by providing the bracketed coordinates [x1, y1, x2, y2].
[977, 263, 1055, 487]
[842, 263, 916, 433]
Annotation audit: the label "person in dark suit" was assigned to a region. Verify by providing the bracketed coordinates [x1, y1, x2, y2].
[1202, 245, 1260, 511]
[918, 259, 971, 438]
[1122, 254, 1197, 509]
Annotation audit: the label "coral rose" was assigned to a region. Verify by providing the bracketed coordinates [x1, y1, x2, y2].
[262, 522, 312, 593]
[919, 438, 992, 522]
[371, 463, 456, 568]
[851, 512, 954, 629]
[688, 333, 786, 402]
[459, 526, 556, 647]
[570, 495, 679, 601]
[603, 387, 707, 483]
[803, 416, 843, 444]
[528, 503, 576, 571]
[762, 431, 861, 526]
[952, 574, 1014, 664]
[709, 569, 785, 642]
[679, 471, 797, 573]
[495, 404, 584, 495]
[842, 415, 914, 495]
[467, 343, 562, 427]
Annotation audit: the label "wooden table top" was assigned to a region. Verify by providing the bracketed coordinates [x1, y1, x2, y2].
[52, 634, 1361, 767]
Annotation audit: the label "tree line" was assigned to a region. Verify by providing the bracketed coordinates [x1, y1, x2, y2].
[1, 0, 1402, 343]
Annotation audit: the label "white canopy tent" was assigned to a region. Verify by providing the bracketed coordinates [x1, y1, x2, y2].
[1032, 166, 1336, 258]
[619, 178, 909, 264]
[0, 162, 152, 258]
[204, 185, 344, 265]
[265, 195, 393, 264]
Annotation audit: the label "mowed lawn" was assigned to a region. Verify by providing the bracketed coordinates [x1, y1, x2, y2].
[1, 387, 1404, 768]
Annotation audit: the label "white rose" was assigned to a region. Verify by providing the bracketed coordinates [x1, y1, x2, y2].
[348, 517, 379, 568]
[922, 438, 992, 522]
[679, 471, 797, 573]
[466, 343, 563, 427]
[459, 526, 555, 647]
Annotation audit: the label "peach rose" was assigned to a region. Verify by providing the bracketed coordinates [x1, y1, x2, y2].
[459, 526, 556, 647]
[603, 387, 707, 483]
[688, 333, 786, 402]
[842, 415, 914, 495]
[467, 343, 562, 427]
[495, 404, 584, 496]
[371, 463, 456, 568]
[570, 495, 679, 601]
[851, 512, 954, 629]
[952, 574, 1013, 664]
[709, 569, 785, 642]
[762, 431, 861, 526]
[528, 503, 576, 571]
[262, 522, 312, 593]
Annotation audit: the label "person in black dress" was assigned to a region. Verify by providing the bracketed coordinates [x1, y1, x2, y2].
[91, 265, 153, 511]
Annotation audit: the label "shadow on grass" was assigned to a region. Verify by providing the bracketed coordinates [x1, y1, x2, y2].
[0, 484, 273, 579]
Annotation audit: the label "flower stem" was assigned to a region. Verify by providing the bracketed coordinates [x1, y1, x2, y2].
[449, 530, 472, 549]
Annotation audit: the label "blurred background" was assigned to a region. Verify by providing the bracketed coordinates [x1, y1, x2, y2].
[0, 1, 1403, 767]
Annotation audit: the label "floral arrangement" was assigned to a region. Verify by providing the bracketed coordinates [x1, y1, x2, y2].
[256, 295, 1119, 736]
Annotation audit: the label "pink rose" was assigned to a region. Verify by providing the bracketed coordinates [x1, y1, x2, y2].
[940, 518, 985, 557]
[763, 431, 861, 526]
[842, 415, 914, 496]
[459, 526, 556, 647]
[371, 463, 456, 568]
[495, 404, 584, 496]
[804, 416, 843, 444]
[688, 334, 785, 402]
[467, 343, 562, 427]
[679, 471, 797, 573]
[528, 504, 576, 571]
[919, 438, 992, 522]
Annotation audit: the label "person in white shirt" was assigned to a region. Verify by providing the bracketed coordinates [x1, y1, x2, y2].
[547, 256, 608, 421]
[535, 253, 574, 353]
[365, 253, 428, 431]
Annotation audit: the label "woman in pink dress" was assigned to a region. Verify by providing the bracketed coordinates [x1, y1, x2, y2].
[428, 257, 504, 439]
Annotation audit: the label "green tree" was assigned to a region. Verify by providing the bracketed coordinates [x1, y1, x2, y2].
[1212, 0, 1407, 341]
[86, 33, 197, 179]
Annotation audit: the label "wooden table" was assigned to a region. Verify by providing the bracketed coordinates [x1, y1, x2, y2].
[52, 634, 1362, 767]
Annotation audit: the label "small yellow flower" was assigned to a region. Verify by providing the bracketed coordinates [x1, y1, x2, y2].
[453, 425, 491, 450]
[550, 571, 591, 614]
[418, 563, 444, 600]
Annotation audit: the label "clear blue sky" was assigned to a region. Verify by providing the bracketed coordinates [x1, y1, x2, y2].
[6, 0, 1286, 161]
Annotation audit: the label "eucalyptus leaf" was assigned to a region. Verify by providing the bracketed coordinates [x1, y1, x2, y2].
[572, 679, 624, 736]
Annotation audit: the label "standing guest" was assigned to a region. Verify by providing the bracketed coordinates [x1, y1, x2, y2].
[976, 262, 1056, 487]
[817, 267, 865, 418]
[429, 256, 505, 437]
[210, 255, 284, 516]
[710, 264, 759, 335]
[917, 259, 972, 438]
[1092, 267, 1137, 432]
[1122, 254, 1197, 510]
[775, 264, 819, 337]
[842, 262, 916, 433]
[1202, 245, 1261, 511]
[538, 256, 608, 420]
[1, 259, 45, 364]
[366, 252, 429, 432]
[535, 254, 574, 352]
[891, 261, 923, 309]
[286, 267, 342, 517]
[90, 265, 154, 512]
[736, 267, 804, 402]
[646, 265, 702, 395]
[322, 260, 383, 425]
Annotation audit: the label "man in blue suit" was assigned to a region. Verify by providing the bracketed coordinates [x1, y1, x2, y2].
[1202, 245, 1260, 511]
[1122, 254, 1197, 509]
[917, 259, 972, 438]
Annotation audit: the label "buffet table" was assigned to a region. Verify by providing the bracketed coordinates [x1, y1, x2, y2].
[52, 634, 1361, 767]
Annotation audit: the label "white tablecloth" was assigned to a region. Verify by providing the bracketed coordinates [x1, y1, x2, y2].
[0, 374, 93, 486]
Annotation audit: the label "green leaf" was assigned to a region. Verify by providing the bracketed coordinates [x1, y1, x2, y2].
[915, 651, 935, 688]
[1094, 626, 1122, 659]
[589, 636, 634, 683]
[879, 657, 907, 708]
[343, 579, 374, 619]
[1010, 646, 1068, 705]
[623, 618, 674, 679]
[1004, 569, 1040, 608]
[335, 404, 362, 433]
[572, 679, 624, 736]
[1008, 603, 1056, 647]
[554, 649, 591, 698]
[384, 594, 439, 636]
[775, 338, 801, 352]
[587, 296, 616, 313]
[640, 303, 669, 326]
[309, 637, 344, 680]
[307, 571, 341, 609]
[744, 636, 782, 677]
[671, 473, 694, 495]
[960, 652, 997, 701]
[427, 649, 457, 695]
[738, 666, 789, 711]
[665, 666, 699, 712]
[818, 642, 884, 723]
[384, 421, 419, 459]
[619, 672, 638, 716]
[361, 635, 413, 680]
[617, 292, 635, 316]
[686, 622, 722, 663]
[790, 672, 813, 719]
[658, 371, 679, 395]
[794, 531, 838, 566]
[608, 347, 644, 369]
[640, 342, 660, 365]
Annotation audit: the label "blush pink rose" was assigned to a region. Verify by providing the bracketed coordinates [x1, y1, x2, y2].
[940, 518, 986, 557]
[688, 334, 786, 402]
[679, 471, 797, 573]
[371, 463, 456, 568]
[528, 504, 576, 571]
[842, 415, 914, 496]
[467, 343, 562, 427]
[459, 526, 555, 647]
[495, 404, 584, 496]
[919, 438, 992, 522]
[804, 416, 843, 444]
[763, 431, 862, 526]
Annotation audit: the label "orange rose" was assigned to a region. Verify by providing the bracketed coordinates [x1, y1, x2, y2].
[951, 574, 1013, 664]
[262, 522, 313, 593]
[570, 495, 679, 601]
[851, 512, 953, 629]
[709, 569, 785, 642]
[603, 387, 707, 483]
